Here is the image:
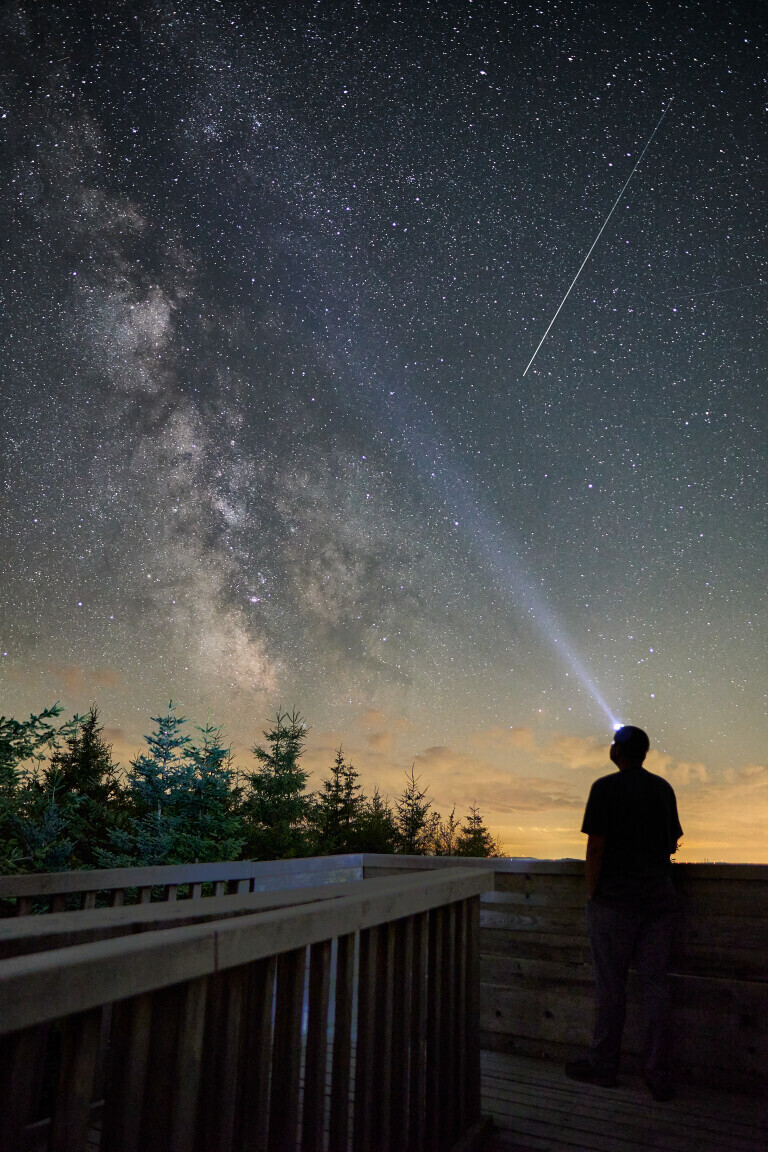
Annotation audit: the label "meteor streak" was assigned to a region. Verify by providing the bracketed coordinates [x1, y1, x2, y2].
[523, 101, 673, 376]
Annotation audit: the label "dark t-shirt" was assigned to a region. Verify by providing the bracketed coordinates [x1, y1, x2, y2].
[582, 766, 683, 908]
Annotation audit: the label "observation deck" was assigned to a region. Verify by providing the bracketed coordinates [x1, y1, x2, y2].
[1, 854, 766, 1151]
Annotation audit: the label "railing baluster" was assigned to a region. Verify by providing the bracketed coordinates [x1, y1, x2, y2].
[111, 888, 125, 907]
[49, 1006, 102, 1152]
[353, 924, 382, 1152]
[329, 932, 355, 1152]
[214, 881, 226, 897]
[166, 884, 178, 902]
[455, 898, 469, 1136]
[191, 882, 203, 899]
[238, 955, 276, 1152]
[51, 893, 67, 913]
[406, 910, 428, 1152]
[139, 886, 152, 904]
[82, 891, 97, 910]
[198, 966, 247, 1152]
[438, 901, 458, 1148]
[167, 976, 208, 1152]
[0, 1024, 48, 1149]
[268, 946, 306, 1152]
[140, 982, 192, 1149]
[101, 992, 153, 1152]
[17, 895, 34, 916]
[465, 894, 481, 1128]
[389, 916, 413, 1150]
[372, 921, 396, 1152]
[301, 939, 332, 1152]
[424, 906, 444, 1152]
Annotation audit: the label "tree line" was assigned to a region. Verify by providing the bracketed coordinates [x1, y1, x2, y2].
[0, 703, 502, 874]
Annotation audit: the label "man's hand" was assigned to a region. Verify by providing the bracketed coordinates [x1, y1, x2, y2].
[585, 833, 606, 899]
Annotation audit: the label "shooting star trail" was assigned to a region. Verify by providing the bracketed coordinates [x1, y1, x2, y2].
[523, 100, 673, 376]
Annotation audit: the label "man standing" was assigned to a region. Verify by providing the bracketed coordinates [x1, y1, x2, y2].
[565, 725, 683, 1101]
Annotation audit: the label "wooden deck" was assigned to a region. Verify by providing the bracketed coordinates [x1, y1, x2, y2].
[481, 1051, 768, 1152]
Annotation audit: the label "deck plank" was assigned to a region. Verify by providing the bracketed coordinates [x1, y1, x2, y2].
[481, 1051, 768, 1152]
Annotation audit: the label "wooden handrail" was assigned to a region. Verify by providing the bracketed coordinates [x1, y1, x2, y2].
[0, 852, 364, 901]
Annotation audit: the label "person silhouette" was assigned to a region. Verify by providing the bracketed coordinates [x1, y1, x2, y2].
[565, 725, 683, 1101]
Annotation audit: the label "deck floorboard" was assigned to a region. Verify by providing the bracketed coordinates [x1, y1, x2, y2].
[481, 1051, 767, 1152]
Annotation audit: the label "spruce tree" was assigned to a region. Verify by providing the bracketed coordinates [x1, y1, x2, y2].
[356, 786, 397, 853]
[455, 804, 499, 858]
[433, 806, 461, 856]
[394, 767, 439, 855]
[174, 722, 244, 863]
[0, 704, 81, 873]
[241, 710, 311, 861]
[43, 707, 123, 868]
[310, 747, 366, 855]
[97, 702, 193, 866]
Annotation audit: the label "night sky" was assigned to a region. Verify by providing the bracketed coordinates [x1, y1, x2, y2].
[2, 1, 766, 861]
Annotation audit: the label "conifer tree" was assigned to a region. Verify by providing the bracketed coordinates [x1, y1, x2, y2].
[394, 766, 439, 855]
[98, 703, 195, 866]
[455, 804, 499, 858]
[310, 746, 366, 855]
[433, 806, 461, 856]
[241, 710, 311, 860]
[0, 704, 81, 873]
[42, 707, 123, 868]
[174, 722, 244, 863]
[356, 786, 398, 853]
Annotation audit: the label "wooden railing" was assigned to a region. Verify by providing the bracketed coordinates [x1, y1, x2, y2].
[0, 865, 491, 1152]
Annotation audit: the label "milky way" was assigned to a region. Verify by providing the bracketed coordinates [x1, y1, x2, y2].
[1, 2, 766, 857]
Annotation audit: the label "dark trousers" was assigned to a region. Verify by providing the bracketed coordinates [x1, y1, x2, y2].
[586, 900, 678, 1085]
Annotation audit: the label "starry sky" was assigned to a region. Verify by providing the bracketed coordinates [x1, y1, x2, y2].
[1, 1, 766, 861]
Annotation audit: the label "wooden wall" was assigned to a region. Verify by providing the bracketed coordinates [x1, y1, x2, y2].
[362, 856, 768, 1094]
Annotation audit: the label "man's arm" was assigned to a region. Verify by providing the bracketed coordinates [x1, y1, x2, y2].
[585, 833, 606, 899]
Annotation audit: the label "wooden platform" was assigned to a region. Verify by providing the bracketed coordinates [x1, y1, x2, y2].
[481, 1051, 768, 1152]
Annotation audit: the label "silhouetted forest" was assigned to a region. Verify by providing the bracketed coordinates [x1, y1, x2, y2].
[0, 703, 502, 873]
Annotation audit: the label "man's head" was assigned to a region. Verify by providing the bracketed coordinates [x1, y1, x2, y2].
[610, 724, 650, 770]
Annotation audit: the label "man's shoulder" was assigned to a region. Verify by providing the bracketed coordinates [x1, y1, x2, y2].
[589, 771, 620, 792]
[639, 767, 678, 797]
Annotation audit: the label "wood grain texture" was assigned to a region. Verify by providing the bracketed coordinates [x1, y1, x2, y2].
[481, 1050, 768, 1152]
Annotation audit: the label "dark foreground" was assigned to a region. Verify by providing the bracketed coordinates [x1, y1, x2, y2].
[482, 1051, 768, 1152]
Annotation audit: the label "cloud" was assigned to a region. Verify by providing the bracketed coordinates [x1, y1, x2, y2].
[645, 749, 708, 787]
[45, 664, 123, 698]
[413, 745, 583, 813]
